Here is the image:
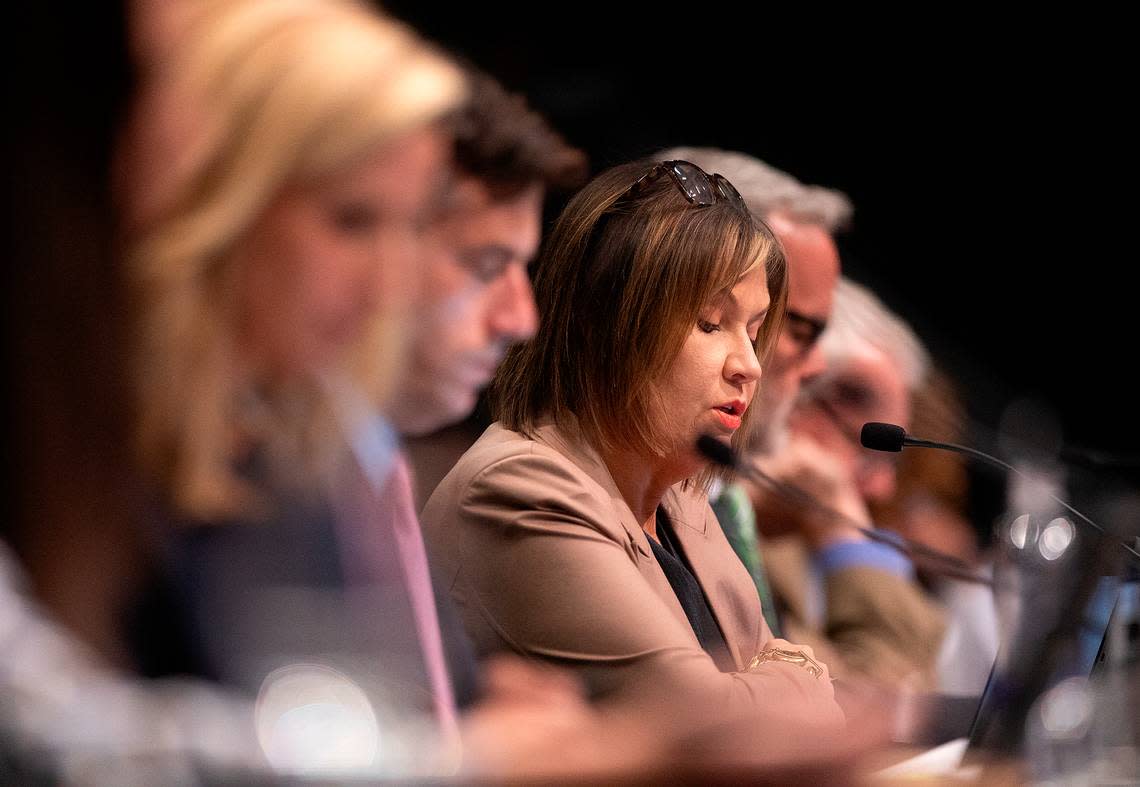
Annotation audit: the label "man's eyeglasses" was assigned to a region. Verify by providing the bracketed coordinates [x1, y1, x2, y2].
[623, 160, 750, 216]
[807, 386, 899, 470]
[785, 310, 827, 355]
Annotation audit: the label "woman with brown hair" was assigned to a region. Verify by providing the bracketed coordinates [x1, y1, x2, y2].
[423, 159, 845, 753]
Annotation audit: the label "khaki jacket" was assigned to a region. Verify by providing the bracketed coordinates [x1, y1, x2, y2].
[762, 535, 946, 690]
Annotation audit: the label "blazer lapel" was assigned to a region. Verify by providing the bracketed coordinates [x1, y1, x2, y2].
[533, 421, 700, 644]
[665, 486, 764, 670]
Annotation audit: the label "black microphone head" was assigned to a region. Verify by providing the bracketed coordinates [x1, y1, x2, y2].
[860, 422, 906, 452]
[695, 434, 738, 469]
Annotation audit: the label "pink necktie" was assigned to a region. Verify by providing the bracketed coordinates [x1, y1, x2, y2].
[340, 452, 460, 744]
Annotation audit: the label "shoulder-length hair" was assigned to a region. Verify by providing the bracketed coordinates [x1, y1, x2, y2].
[492, 159, 788, 466]
[125, 0, 465, 519]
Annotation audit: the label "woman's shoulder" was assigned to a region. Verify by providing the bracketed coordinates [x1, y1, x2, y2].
[424, 420, 611, 509]
[444, 417, 601, 479]
[420, 421, 639, 558]
[448, 421, 573, 475]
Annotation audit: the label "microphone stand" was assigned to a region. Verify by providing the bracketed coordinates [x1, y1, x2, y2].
[883, 430, 1140, 564]
[697, 436, 994, 586]
[859, 424, 1140, 753]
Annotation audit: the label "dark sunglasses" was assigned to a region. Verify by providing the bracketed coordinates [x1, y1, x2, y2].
[623, 159, 750, 215]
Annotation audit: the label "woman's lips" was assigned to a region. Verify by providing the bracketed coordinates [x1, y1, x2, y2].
[713, 408, 743, 431]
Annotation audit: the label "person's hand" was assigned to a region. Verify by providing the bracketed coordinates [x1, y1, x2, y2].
[460, 655, 655, 779]
[748, 434, 871, 550]
[894, 495, 978, 564]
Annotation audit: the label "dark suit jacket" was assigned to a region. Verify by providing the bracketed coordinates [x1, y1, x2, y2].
[129, 456, 481, 720]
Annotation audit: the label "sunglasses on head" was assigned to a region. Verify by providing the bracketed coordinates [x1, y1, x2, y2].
[623, 159, 750, 215]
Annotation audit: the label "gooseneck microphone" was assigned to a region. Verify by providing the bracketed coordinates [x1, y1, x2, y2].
[858, 421, 906, 452]
[861, 421, 1018, 472]
[696, 434, 741, 474]
[695, 435, 992, 585]
[860, 422, 1140, 562]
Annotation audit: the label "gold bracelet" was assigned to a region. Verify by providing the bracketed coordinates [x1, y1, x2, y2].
[747, 647, 825, 680]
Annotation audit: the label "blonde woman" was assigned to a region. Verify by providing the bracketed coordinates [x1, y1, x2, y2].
[121, 0, 477, 770]
[124, 0, 465, 519]
[5, 0, 467, 779]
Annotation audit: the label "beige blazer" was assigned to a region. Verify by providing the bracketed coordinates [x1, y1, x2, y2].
[421, 420, 843, 739]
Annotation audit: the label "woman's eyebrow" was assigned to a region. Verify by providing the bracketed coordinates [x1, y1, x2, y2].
[748, 306, 770, 323]
[722, 289, 771, 323]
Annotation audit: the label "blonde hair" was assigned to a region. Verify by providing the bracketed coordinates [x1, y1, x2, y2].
[126, 0, 465, 518]
[493, 159, 787, 475]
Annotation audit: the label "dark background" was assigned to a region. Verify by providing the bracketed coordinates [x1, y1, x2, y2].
[387, 5, 1134, 461]
[8, 5, 1132, 474]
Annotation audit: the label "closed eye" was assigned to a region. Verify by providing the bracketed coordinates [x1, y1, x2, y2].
[330, 202, 379, 234]
[697, 319, 721, 334]
[785, 310, 826, 350]
[457, 246, 514, 282]
[747, 315, 769, 344]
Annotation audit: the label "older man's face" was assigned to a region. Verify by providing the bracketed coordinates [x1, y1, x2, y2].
[750, 211, 840, 452]
[790, 349, 911, 504]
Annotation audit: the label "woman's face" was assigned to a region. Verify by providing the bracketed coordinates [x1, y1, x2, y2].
[236, 128, 450, 378]
[651, 264, 770, 479]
